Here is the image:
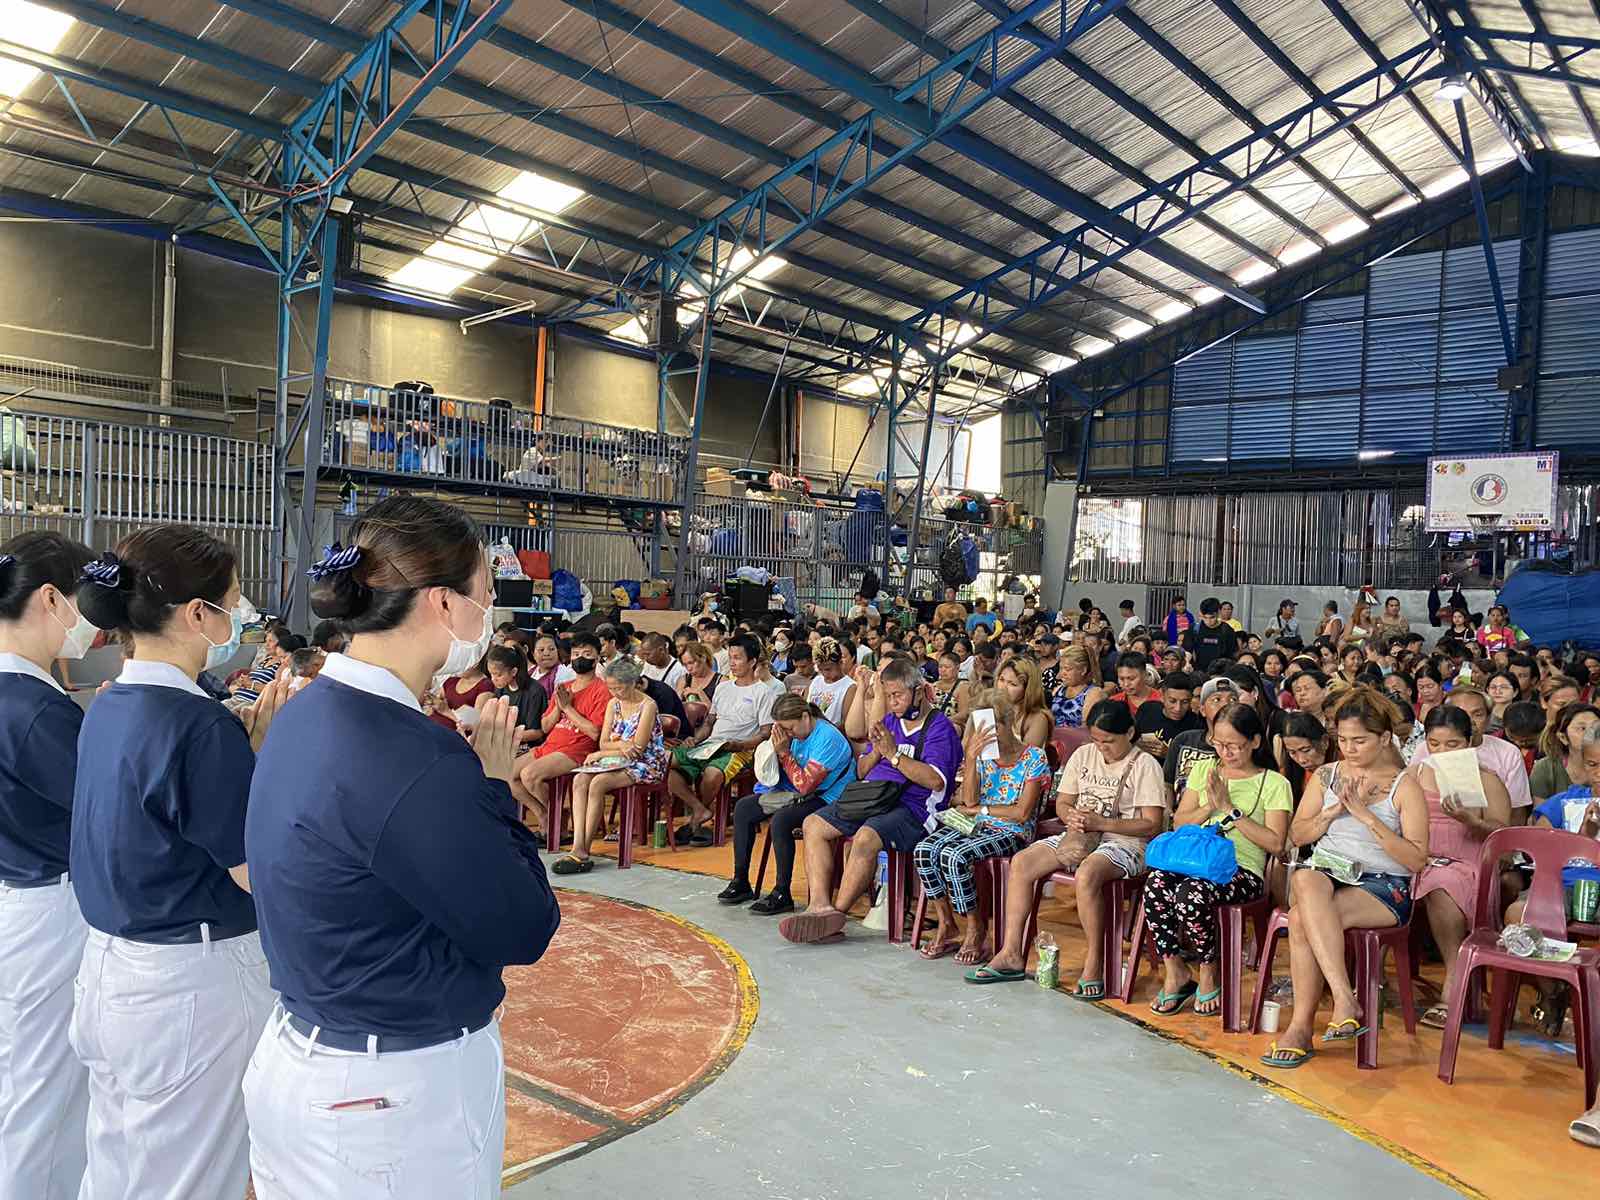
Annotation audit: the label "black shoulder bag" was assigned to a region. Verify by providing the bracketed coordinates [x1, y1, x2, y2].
[833, 714, 938, 822]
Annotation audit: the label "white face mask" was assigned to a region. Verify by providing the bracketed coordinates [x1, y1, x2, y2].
[52, 596, 97, 660]
[433, 591, 493, 689]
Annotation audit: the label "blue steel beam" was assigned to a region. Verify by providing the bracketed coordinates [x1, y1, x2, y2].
[1208, 0, 1424, 202]
[1318, 0, 1465, 167]
[1453, 99, 1516, 365]
[1113, 8, 1375, 222]
[1463, 41, 1600, 93]
[836, 0, 1275, 265]
[1401, 0, 1542, 161]
[558, 0, 1194, 308]
[820, 41, 1440, 380]
[1510, 1, 1600, 172]
[666, 0, 1256, 308]
[965, 0, 1325, 249]
[1059, 159, 1527, 439]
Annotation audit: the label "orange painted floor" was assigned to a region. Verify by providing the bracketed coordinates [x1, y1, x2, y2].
[589, 834, 1597, 1199]
[496, 888, 755, 1186]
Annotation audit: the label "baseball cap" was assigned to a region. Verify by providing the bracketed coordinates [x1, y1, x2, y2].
[1199, 677, 1238, 704]
[754, 741, 781, 788]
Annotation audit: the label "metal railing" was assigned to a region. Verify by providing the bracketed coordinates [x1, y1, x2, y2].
[319, 381, 689, 507]
[1, 408, 275, 599]
[0, 353, 239, 422]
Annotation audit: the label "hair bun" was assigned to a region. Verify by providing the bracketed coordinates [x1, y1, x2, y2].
[75, 552, 133, 631]
[309, 570, 373, 621]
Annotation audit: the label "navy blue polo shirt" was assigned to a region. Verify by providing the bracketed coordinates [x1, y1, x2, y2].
[0, 656, 82, 884]
[246, 654, 559, 1038]
[71, 662, 257, 940]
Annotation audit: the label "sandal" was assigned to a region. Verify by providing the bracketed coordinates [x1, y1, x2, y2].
[1419, 1003, 1450, 1030]
[1069, 980, 1105, 1001]
[1260, 1042, 1315, 1070]
[550, 855, 592, 875]
[953, 943, 989, 966]
[1193, 987, 1222, 1017]
[778, 910, 848, 944]
[1533, 990, 1571, 1038]
[919, 937, 960, 961]
[1571, 1108, 1600, 1148]
[963, 964, 1027, 984]
[1149, 981, 1198, 1015]
[1322, 1017, 1368, 1042]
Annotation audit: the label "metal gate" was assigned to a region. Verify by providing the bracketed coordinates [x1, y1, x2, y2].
[0, 409, 275, 600]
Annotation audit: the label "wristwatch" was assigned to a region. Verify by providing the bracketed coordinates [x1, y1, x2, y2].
[891, 751, 905, 770]
[1229, 807, 1244, 824]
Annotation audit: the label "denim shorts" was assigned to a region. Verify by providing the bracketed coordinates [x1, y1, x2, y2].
[1333, 871, 1413, 925]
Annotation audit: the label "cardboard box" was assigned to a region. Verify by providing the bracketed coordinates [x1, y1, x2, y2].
[529, 578, 553, 595]
[705, 477, 745, 499]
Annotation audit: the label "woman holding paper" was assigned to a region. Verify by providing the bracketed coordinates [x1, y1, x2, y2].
[1412, 704, 1511, 1029]
[1262, 688, 1428, 1069]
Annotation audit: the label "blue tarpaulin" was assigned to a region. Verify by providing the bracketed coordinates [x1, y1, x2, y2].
[1497, 565, 1600, 648]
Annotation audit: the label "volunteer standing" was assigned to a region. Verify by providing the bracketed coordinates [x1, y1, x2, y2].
[243, 496, 560, 1199]
[0, 532, 95, 1200]
[69, 525, 284, 1199]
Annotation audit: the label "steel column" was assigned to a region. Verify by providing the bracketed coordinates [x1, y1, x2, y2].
[670, 320, 715, 605]
[1454, 100, 1517, 367]
[288, 216, 339, 624]
[904, 377, 942, 603]
[1510, 154, 1550, 450]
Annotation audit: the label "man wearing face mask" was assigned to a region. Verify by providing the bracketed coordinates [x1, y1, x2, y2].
[0, 532, 97, 1200]
[518, 631, 612, 833]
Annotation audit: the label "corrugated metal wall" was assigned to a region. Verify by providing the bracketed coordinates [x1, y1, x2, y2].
[1535, 226, 1600, 448]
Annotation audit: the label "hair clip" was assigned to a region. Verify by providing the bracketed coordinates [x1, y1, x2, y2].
[307, 543, 362, 581]
[0, 554, 14, 571]
[82, 554, 124, 589]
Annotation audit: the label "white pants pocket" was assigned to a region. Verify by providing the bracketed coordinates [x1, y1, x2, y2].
[100, 990, 196, 1099]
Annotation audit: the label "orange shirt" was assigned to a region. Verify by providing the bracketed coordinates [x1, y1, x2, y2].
[538, 677, 612, 760]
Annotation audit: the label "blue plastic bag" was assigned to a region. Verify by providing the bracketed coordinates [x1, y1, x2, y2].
[550, 568, 584, 613]
[1145, 823, 1237, 884]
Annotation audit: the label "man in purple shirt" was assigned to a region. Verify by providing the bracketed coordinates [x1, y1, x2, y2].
[780, 659, 962, 944]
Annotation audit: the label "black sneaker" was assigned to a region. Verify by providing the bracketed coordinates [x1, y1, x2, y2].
[717, 881, 755, 905]
[749, 890, 795, 916]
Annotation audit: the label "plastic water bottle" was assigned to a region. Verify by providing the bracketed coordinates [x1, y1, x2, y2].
[875, 850, 888, 889]
[1035, 932, 1059, 990]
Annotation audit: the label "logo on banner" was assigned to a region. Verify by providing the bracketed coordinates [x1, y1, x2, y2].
[1470, 473, 1508, 506]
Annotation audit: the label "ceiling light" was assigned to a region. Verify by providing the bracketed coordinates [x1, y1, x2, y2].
[1435, 74, 1469, 103]
[0, 3, 75, 99]
[415, 238, 496, 273]
[387, 256, 476, 296]
[458, 204, 535, 251]
[497, 171, 584, 216]
[1358, 449, 1395, 460]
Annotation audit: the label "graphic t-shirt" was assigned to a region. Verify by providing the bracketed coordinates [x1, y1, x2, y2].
[1058, 744, 1165, 854]
[1135, 700, 1205, 743]
[1164, 729, 1216, 796]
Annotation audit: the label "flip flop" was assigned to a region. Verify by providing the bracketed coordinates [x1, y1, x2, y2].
[953, 943, 990, 966]
[1570, 1111, 1600, 1148]
[1069, 980, 1105, 1001]
[1260, 1042, 1315, 1070]
[919, 938, 960, 961]
[550, 855, 592, 875]
[1419, 1003, 1449, 1030]
[1193, 987, 1223, 1017]
[1322, 1017, 1368, 1042]
[779, 910, 848, 944]
[963, 964, 1027, 984]
[1149, 981, 1198, 1015]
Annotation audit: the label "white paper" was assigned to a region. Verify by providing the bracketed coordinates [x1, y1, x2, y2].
[971, 708, 1000, 760]
[686, 738, 726, 762]
[452, 705, 480, 729]
[1430, 748, 1487, 808]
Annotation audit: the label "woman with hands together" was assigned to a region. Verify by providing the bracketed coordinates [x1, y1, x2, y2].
[557, 658, 665, 875]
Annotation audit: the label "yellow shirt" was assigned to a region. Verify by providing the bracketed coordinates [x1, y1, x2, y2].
[1186, 759, 1293, 878]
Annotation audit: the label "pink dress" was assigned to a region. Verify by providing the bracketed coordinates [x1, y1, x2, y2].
[1414, 785, 1483, 916]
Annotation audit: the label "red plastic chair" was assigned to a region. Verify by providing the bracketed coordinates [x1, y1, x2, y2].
[1121, 868, 1277, 1032]
[1247, 904, 1418, 1070]
[1051, 725, 1091, 765]
[542, 773, 574, 852]
[908, 856, 1013, 951]
[1437, 827, 1600, 1107]
[611, 779, 668, 869]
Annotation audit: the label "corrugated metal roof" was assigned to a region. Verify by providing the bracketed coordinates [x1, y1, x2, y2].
[0, 0, 1592, 398]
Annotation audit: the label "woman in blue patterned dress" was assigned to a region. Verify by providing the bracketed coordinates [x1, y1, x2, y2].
[915, 693, 1052, 965]
[554, 657, 665, 874]
[1051, 646, 1104, 728]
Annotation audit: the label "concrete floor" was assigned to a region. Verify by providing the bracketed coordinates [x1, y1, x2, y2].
[510, 863, 1462, 1200]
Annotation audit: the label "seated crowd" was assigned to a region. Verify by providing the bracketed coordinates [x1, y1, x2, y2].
[306, 581, 1599, 1145]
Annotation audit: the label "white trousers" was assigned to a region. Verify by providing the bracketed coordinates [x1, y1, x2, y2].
[243, 1007, 506, 1200]
[69, 926, 274, 1200]
[0, 878, 89, 1200]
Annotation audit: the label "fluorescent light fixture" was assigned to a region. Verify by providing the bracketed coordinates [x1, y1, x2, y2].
[1423, 168, 1470, 198]
[1234, 260, 1275, 285]
[1435, 75, 1469, 103]
[497, 171, 584, 216]
[1201, 456, 1228, 463]
[1325, 216, 1370, 243]
[388, 256, 477, 295]
[610, 317, 648, 345]
[419, 238, 497, 273]
[0, 3, 75, 98]
[457, 203, 535, 251]
[1280, 239, 1319, 266]
[1358, 449, 1395, 460]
